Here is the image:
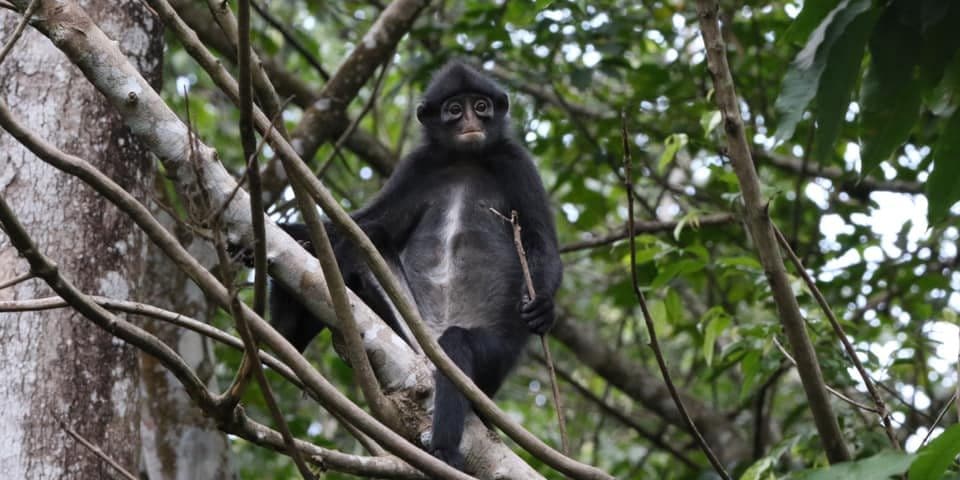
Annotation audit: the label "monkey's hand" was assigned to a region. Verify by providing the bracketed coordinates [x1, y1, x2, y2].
[520, 294, 555, 335]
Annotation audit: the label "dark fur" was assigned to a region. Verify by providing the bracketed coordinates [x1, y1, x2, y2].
[270, 61, 562, 469]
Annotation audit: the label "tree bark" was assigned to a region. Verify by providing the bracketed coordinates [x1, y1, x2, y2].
[139, 208, 232, 479]
[0, 1, 160, 477]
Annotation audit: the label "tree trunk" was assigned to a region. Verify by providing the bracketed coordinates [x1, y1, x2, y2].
[0, 1, 160, 477]
[139, 206, 233, 479]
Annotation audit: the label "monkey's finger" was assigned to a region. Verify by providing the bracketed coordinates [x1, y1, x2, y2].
[526, 313, 554, 334]
[521, 297, 552, 316]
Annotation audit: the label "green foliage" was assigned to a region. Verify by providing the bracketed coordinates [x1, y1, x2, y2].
[926, 109, 960, 222]
[773, 0, 875, 156]
[790, 450, 915, 480]
[775, 0, 960, 222]
[910, 425, 960, 480]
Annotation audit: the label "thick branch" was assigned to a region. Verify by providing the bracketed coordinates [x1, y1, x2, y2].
[695, 0, 850, 463]
[166, 0, 397, 178]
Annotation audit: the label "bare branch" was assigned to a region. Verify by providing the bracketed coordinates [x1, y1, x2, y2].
[771, 338, 880, 414]
[560, 213, 736, 253]
[490, 208, 569, 455]
[0, 0, 38, 66]
[250, 0, 329, 80]
[773, 226, 900, 449]
[0, 271, 32, 290]
[695, 0, 850, 463]
[58, 418, 139, 480]
[622, 113, 730, 480]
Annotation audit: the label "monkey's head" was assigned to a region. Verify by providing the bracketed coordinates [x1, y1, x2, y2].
[416, 60, 510, 153]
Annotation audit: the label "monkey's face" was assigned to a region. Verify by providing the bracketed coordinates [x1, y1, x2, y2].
[440, 94, 495, 150]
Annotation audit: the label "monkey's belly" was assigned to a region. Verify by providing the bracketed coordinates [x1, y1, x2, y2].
[400, 206, 522, 338]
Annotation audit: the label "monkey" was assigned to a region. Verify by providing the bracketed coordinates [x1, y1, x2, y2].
[269, 60, 562, 469]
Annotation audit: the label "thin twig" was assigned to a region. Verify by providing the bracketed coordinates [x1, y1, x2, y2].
[532, 351, 699, 469]
[0, 271, 32, 290]
[489, 207, 570, 455]
[771, 338, 880, 413]
[921, 391, 958, 447]
[58, 417, 139, 480]
[694, 0, 850, 463]
[316, 57, 392, 178]
[0, 0, 39, 67]
[559, 213, 735, 253]
[209, 95, 293, 224]
[250, 0, 330, 80]
[621, 113, 730, 480]
[228, 2, 314, 475]
[238, 0, 266, 317]
[773, 226, 900, 449]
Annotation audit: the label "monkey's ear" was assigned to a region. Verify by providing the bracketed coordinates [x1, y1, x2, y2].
[495, 93, 509, 117]
[416, 102, 427, 125]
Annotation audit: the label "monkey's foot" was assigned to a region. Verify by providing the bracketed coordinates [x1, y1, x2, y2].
[430, 446, 466, 470]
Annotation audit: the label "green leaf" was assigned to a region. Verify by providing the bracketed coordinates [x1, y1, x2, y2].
[774, 0, 875, 146]
[700, 110, 721, 137]
[657, 133, 687, 174]
[739, 350, 762, 402]
[917, 1, 960, 89]
[810, 3, 878, 163]
[909, 424, 960, 480]
[702, 311, 730, 367]
[858, 6, 923, 175]
[740, 457, 774, 480]
[651, 258, 705, 289]
[664, 288, 685, 325]
[782, 0, 842, 46]
[793, 450, 915, 480]
[926, 108, 960, 223]
[717, 255, 763, 270]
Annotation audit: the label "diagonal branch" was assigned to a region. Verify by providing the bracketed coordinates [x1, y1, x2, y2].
[695, 0, 850, 463]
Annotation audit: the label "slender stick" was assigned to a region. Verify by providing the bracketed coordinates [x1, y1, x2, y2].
[621, 113, 730, 479]
[773, 226, 900, 449]
[0, 0, 38, 66]
[490, 207, 570, 456]
[0, 271, 32, 290]
[58, 417, 138, 480]
[920, 391, 957, 447]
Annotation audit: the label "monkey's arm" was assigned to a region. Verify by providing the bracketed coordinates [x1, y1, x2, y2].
[500, 147, 563, 334]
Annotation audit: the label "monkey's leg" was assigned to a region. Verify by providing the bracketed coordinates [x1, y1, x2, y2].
[431, 326, 521, 470]
[269, 282, 326, 352]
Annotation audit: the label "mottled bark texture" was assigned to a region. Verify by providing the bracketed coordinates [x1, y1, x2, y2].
[139, 208, 232, 479]
[0, 1, 161, 478]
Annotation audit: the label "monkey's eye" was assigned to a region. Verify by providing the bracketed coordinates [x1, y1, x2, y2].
[447, 102, 463, 116]
[474, 99, 488, 113]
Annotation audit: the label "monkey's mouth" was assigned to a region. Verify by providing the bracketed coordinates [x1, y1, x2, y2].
[458, 130, 486, 142]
